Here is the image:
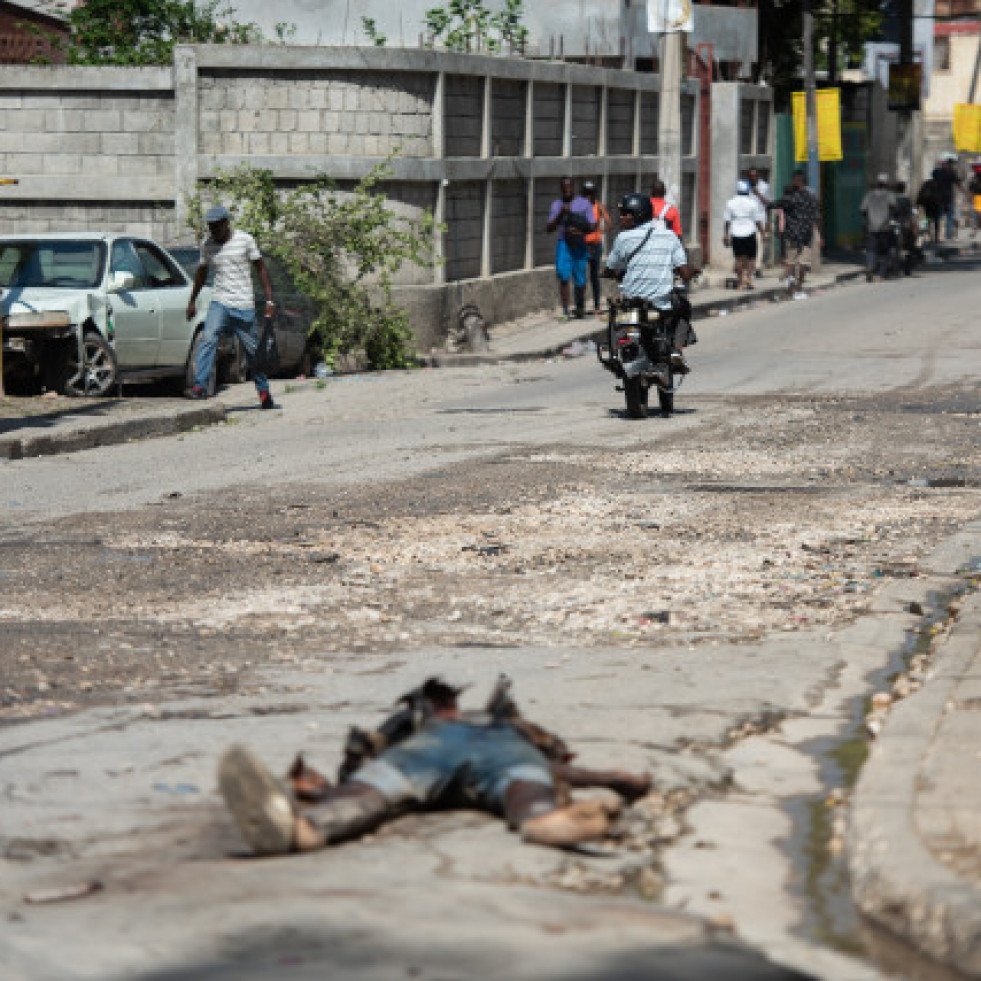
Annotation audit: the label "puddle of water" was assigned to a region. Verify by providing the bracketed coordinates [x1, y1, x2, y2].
[789, 583, 970, 962]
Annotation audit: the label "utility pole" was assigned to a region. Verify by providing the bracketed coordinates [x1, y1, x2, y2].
[802, 0, 820, 197]
[658, 30, 684, 206]
[896, 0, 914, 185]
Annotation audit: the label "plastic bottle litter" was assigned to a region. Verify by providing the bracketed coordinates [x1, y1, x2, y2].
[314, 362, 333, 379]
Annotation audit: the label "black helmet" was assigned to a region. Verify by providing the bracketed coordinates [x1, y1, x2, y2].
[618, 192, 653, 224]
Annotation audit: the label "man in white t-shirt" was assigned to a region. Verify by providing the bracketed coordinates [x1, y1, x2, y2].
[185, 204, 277, 408]
[723, 181, 765, 290]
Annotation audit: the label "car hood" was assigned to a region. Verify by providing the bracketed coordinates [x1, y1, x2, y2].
[2, 288, 105, 324]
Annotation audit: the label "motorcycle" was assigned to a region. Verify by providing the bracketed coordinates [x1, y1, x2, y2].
[596, 295, 685, 418]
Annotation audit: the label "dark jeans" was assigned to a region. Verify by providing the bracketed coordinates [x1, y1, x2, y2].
[587, 242, 602, 310]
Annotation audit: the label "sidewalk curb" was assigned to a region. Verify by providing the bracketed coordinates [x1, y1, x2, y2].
[428, 267, 865, 368]
[848, 580, 981, 975]
[0, 401, 226, 461]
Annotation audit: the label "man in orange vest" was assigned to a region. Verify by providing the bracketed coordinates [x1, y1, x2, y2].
[649, 179, 682, 239]
[581, 181, 612, 316]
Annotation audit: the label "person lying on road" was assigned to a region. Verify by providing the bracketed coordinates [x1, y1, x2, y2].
[219, 676, 652, 856]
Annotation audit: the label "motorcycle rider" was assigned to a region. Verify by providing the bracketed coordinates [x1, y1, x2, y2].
[602, 192, 699, 374]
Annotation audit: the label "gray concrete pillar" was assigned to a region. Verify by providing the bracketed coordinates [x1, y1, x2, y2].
[173, 45, 199, 237]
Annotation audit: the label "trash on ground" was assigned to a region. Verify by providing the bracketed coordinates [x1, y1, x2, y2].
[24, 880, 103, 904]
[561, 340, 597, 358]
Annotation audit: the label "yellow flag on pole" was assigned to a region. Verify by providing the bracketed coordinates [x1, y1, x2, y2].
[792, 89, 843, 163]
[953, 104, 981, 153]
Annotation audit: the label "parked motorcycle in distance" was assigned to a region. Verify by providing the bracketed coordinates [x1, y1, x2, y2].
[596, 296, 681, 419]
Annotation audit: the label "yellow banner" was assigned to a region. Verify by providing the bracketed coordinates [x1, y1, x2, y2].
[953, 103, 981, 153]
[793, 89, 843, 163]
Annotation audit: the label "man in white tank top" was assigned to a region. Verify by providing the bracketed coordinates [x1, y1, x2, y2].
[185, 204, 277, 409]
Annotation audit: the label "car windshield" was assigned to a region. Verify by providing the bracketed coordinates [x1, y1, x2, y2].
[0, 241, 106, 289]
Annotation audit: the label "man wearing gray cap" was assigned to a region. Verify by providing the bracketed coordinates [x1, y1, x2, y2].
[860, 174, 897, 282]
[185, 204, 277, 408]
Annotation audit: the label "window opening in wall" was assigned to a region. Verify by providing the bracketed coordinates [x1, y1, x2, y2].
[934, 37, 951, 71]
[756, 102, 770, 155]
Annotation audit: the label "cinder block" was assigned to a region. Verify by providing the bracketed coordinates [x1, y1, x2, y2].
[297, 109, 321, 132]
[288, 87, 310, 110]
[199, 111, 219, 134]
[266, 86, 289, 110]
[84, 109, 122, 132]
[244, 87, 266, 111]
[327, 132, 347, 155]
[0, 95, 22, 110]
[279, 109, 297, 132]
[288, 131, 310, 154]
[101, 133, 140, 155]
[80, 155, 118, 176]
[308, 86, 329, 110]
[14, 109, 46, 130]
[269, 131, 288, 155]
[218, 110, 238, 132]
[308, 131, 328, 154]
[222, 131, 243, 154]
[30, 132, 69, 153]
[347, 134, 364, 155]
[238, 109, 260, 133]
[199, 132, 222, 156]
[248, 132, 271, 155]
[43, 153, 82, 175]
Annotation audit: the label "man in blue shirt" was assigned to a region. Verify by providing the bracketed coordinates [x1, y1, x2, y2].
[546, 176, 595, 319]
[603, 192, 699, 371]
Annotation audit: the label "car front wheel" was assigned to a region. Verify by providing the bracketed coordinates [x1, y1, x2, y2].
[62, 330, 118, 397]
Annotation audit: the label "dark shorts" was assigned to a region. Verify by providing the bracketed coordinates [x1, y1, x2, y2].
[732, 234, 758, 259]
[352, 719, 554, 814]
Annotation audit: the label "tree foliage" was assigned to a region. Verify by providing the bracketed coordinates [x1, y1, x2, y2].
[425, 0, 529, 54]
[758, 0, 884, 105]
[65, 0, 270, 66]
[186, 161, 438, 371]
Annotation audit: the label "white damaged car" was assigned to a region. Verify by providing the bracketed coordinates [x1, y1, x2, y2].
[0, 233, 225, 396]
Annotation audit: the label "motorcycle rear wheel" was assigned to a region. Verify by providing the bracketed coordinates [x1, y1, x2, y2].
[624, 376, 648, 419]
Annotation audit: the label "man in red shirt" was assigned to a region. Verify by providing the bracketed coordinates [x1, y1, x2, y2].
[649, 179, 682, 239]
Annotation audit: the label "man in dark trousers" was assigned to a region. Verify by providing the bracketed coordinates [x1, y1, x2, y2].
[185, 204, 277, 409]
[860, 173, 897, 281]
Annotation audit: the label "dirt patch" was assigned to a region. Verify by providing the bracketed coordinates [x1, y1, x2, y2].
[0, 387, 978, 720]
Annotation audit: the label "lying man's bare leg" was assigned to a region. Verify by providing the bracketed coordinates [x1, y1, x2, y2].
[505, 779, 621, 847]
[219, 744, 390, 856]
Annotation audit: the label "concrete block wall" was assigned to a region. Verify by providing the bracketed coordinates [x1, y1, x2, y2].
[533, 82, 564, 157]
[0, 67, 178, 241]
[491, 79, 526, 157]
[443, 74, 483, 157]
[570, 85, 600, 157]
[0, 47, 706, 350]
[490, 179, 527, 275]
[198, 70, 435, 159]
[640, 92, 659, 156]
[607, 89, 635, 156]
[444, 180, 484, 282]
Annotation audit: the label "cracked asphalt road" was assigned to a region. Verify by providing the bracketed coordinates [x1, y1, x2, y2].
[1, 268, 979, 979]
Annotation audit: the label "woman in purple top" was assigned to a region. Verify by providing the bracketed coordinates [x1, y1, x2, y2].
[546, 176, 596, 319]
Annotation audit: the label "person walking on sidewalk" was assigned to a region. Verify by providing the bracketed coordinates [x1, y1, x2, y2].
[860, 173, 897, 281]
[185, 204, 277, 409]
[723, 180, 765, 290]
[546, 177, 595, 320]
[581, 181, 611, 316]
[774, 171, 821, 290]
[746, 167, 772, 275]
[649, 179, 682, 238]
